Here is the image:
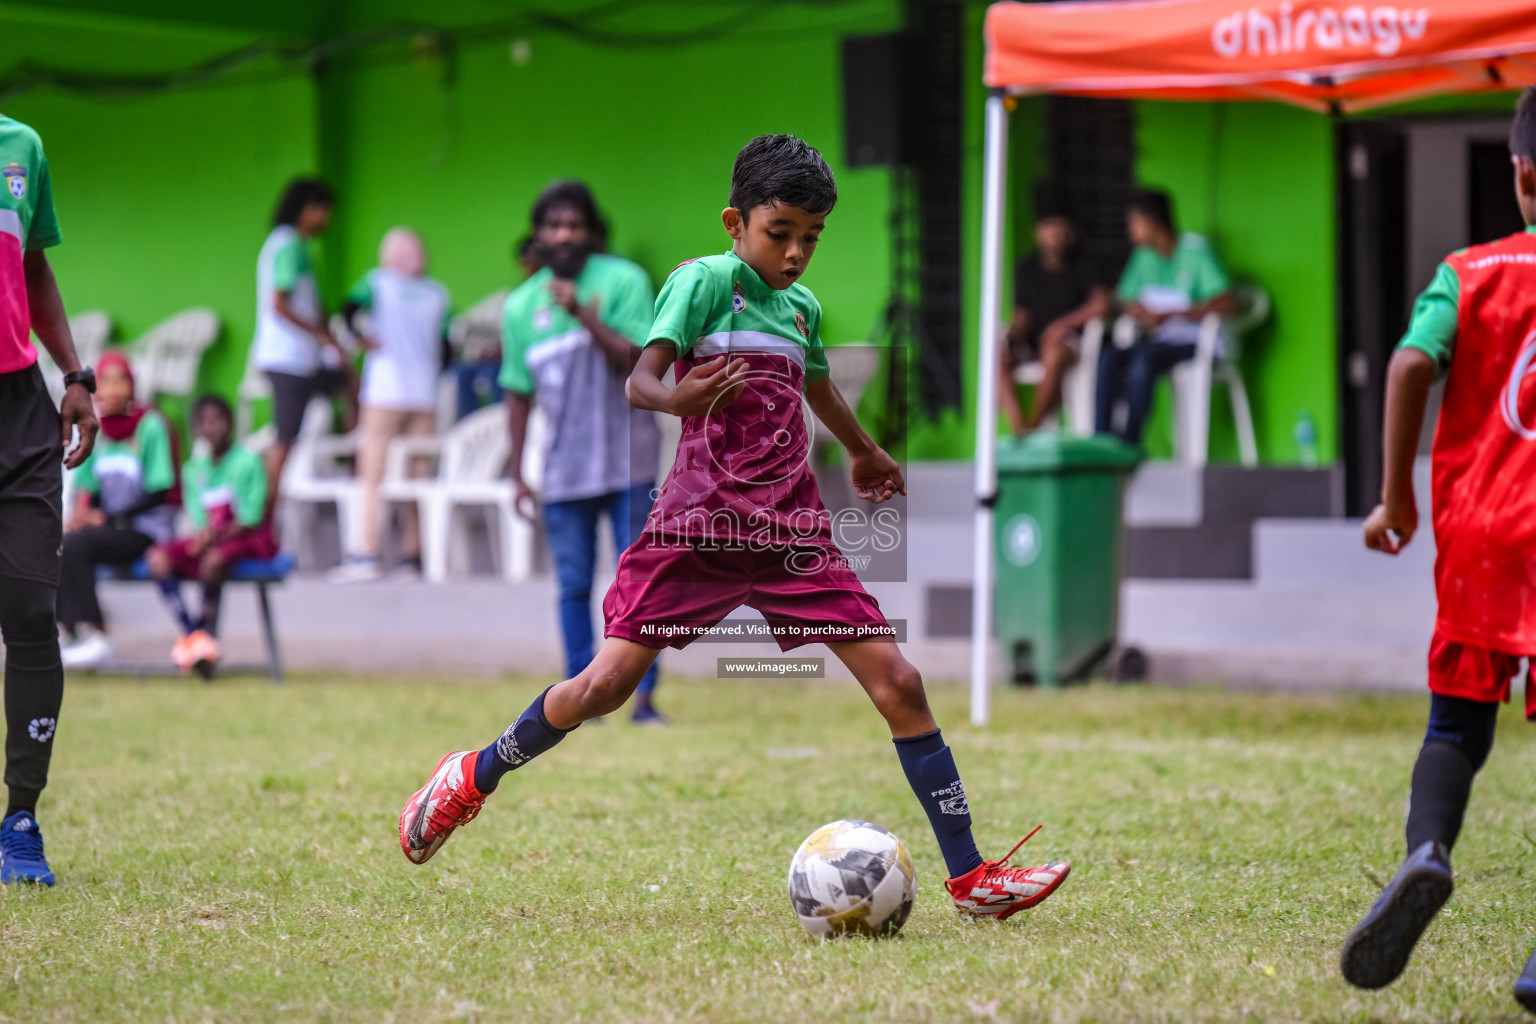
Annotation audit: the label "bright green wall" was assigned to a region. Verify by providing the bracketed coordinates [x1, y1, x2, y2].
[10, 0, 1513, 468]
[1133, 100, 1338, 465]
[324, 3, 900, 357]
[2, 12, 319, 428]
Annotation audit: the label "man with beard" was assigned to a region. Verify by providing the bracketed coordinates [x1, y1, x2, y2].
[499, 181, 666, 723]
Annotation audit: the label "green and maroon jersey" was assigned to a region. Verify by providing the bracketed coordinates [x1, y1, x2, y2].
[1401, 226, 1536, 651]
[0, 116, 61, 374]
[645, 251, 832, 547]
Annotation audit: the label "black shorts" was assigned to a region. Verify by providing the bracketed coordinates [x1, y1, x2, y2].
[1007, 327, 1082, 368]
[0, 362, 63, 585]
[266, 368, 351, 444]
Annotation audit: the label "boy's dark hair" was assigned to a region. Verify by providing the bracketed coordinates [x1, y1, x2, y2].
[531, 180, 608, 248]
[1511, 87, 1536, 163]
[192, 393, 233, 426]
[729, 134, 838, 221]
[515, 235, 537, 260]
[272, 178, 335, 228]
[1128, 189, 1175, 233]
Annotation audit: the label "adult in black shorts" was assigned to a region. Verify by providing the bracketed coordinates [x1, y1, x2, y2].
[0, 113, 99, 884]
[999, 204, 1108, 437]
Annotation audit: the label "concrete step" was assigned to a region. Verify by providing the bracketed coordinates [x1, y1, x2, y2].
[1253, 518, 1437, 589]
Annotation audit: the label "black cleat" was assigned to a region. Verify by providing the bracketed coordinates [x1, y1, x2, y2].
[1341, 841, 1454, 990]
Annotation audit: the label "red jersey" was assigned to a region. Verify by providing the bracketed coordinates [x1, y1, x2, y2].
[1431, 229, 1536, 651]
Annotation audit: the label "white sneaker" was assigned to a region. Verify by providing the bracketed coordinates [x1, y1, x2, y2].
[61, 632, 114, 669]
[328, 557, 383, 584]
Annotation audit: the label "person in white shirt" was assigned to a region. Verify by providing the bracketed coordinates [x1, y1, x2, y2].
[250, 178, 356, 514]
[331, 228, 450, 582]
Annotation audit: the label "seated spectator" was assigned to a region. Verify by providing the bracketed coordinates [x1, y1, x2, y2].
[1000, 204, 1108, 436]
[329, 228, 451, 583]
[57, 350, 178, 669]
[147, 395, 275, 679]
[451, 237, 541, 421]
[1095, 190, 1235, 447]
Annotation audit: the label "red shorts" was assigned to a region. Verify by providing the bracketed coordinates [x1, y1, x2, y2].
[155, 528, 278, 579]
[603, 533, 891, 652]
[1428, 628, 1534, 718]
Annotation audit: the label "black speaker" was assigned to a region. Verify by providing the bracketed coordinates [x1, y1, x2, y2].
[841, 34, 903, 168]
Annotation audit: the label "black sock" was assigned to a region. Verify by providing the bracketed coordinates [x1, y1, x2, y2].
[474, 688, 575, 794]
[1405, 693, 1500, 855]
[1406, 741, 1477, 854]
[6, 787, 39, 819]
[155, 578, 195, 634]
[199, 582, 224, 636]
[1, 579, 63, 823]
[893, 729, 985, 877]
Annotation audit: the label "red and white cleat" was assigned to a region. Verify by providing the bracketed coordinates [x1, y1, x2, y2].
[944, 825, 1071, 921]
[398, 750, 486, 865]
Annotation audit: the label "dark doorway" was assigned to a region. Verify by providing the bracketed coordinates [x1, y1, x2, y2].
[1337, 115, 1518, 516]
[1469, 141, 1525, 245]
[1337, 123, 1407, 517]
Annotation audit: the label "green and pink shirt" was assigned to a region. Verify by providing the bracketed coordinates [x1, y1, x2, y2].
[0, 116, 62, 375]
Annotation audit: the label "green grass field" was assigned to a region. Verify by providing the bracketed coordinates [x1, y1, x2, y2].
[4, 674, 1536, 1023]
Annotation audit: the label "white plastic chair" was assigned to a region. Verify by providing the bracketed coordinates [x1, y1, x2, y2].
[37, 311, 112, 406]
[381, 404, 547, 583]
[126, 309, 219, 401]
[448, 289, 509, 363]
[278, 398, 361, 566]
[236, 352, 271, 442]
[1012, 318, 1103, 437]
[1170, 285, 1267, 468]
[439, 289, 510, 429]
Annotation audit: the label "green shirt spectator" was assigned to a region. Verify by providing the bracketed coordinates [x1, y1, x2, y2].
[75, 409, 176, 543]
[182, 444, 267, 531]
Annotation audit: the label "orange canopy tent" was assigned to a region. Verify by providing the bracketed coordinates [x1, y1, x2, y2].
[967, 0, 1536, 723]
[985, 0, 1536, 113]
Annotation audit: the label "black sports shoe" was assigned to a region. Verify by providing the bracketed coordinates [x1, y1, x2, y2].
[1513, 947, 1536, 1014]
[1341, 841, 1454, 990]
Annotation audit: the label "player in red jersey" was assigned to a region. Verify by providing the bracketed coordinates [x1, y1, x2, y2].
[1341, 89, 1536, 1009]
[398, 135, 1070, 921]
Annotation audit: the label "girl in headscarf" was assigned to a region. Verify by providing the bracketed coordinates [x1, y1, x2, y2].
[330, 227, 451, 582]
[58, 350, 179, 667]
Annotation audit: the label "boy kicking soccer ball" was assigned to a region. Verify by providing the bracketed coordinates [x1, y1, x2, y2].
[399, 134, 1070, 920]
[1340, 88, 1536, 1008]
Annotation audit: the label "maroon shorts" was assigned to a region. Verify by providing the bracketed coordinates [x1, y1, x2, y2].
[603, 533, 891, 652]
[1428, 627, 1534, 717]
[155, 528, 279, 579]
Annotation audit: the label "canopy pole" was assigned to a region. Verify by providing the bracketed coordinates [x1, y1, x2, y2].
[970, 90, 1009, 728]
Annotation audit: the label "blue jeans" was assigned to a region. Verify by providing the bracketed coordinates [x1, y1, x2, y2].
[541, 482, 659, 696]
[453, 361, 503, 420]
[1094, 340, 1197, 447]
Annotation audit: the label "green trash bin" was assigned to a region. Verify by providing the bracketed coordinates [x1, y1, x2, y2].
[992, 432, 1140, 688]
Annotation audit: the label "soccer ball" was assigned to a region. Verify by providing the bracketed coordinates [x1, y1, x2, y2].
[786, 819, 917, 938]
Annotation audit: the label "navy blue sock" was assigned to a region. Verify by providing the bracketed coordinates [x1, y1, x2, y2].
[474, 688, 575, 794]
[155, 578, 195, 634]
[894, 729, 984, 878]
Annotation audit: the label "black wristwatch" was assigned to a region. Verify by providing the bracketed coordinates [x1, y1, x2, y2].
[63, 367, 96, 394]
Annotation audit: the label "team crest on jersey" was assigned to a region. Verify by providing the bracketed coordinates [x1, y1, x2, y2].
[732, 283, 746, 313]
[533, 307, 553, 331]
[794, 311, 809, 339]
[3, 163, 25, 199]
[1502, 329, 1536, 440]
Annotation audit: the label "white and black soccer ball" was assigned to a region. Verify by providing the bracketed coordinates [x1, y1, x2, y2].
[786, 819, 917, 938]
